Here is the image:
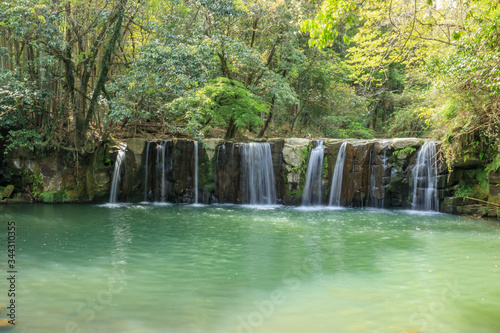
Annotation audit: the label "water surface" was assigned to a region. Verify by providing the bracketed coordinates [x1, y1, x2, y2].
[1, 204, 499, 333]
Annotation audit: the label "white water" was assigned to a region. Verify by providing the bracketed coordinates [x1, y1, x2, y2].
[155, 141, 172, 202]
[194, 141, 199, 204]
[157, 142, 167, 202]
[240, 142, 276, 205]
[143, 142, 151, 201]
[328, 142, 347, 206]
[412, 141, 439, 211]
[302, 141, 325, 206]
[109, 143, 127, 203]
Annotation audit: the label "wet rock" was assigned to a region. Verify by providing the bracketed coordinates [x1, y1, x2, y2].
[487, 206, 500, 218]
[441, 197, 459, 214]
[270, 140, 284, 203]
[489, 170, 500, 184]
[457, 204, 487, 215]
[86, 166, 110, 202]
[40, 158, 63, 191]
[172, 140, 197, 203]
[343, 142, 373, 206]
[453, 157, 488, 168]
[215, 142, 240, 203]
[281, 139, 310, 204]
[126, 138, 147, 156]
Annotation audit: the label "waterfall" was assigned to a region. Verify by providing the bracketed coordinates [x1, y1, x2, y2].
[329, 142, 347, 206]
[109, 144, 127, 203]
[302, 141, 325, 206]
[240, 142, 276, 205]
[412, 141, 439, 211]
[194, 141, 199, 204]
[215, 142, 226, 180]
[157, 142, 166, 202]
[143, 142, 151, 201]
[155, 141, 172, 202]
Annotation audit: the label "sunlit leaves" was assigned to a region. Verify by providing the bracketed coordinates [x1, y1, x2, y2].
[301, 0, 357, 49]
[425, 1, 500, 167]
[168, 77, 269, 138]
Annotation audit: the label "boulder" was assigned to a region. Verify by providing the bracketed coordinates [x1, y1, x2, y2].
[282, 139, 310, 167]
[490, 170, 500, 184]
[389, 138, 424, 151]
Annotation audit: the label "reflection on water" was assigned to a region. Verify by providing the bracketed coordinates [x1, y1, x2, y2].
[0, 204, 499, 333]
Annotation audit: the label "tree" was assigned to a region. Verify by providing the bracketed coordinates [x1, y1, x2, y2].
[302, 0, 500, 161]
[301, 0, 467, 136]
[0, 0, 138, 152]
[425, 1, 500, 167]
[168, 77, 269, 139]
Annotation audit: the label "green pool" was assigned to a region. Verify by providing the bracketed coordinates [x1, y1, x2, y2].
[1, 204, 499, 332]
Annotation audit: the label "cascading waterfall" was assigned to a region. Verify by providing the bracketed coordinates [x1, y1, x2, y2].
[157, 142, 166, 202]
[194, 141, 199, 204]
[302, 141, 326, 206]
[240, 142, 276, 205]
[155, 141, 172, 202]
[143, 142, 151, 201]
[412, 141, 439, 211]
[329, 142, 347, 206]
[112, 138, 444, 208]
[109, 144, 127, 203]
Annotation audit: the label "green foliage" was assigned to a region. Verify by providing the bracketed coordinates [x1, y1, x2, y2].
[486, 155, 500, 174]
[322, 153, 329, 178]
[421, 1, 500, 169]
[108, 40, 211, 124]
[3, 129, 44, 154]
[301, 0, 357, 49]
[168, 77, 269, 138]
[323, 119, 374, 139]
[393, 147, 416, 156]
[23, 169, 43, 199]
[1, 0, 499, 157]
[455, 181, 473, 200]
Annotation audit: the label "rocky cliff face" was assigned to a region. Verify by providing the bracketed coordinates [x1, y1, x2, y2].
[114, 138, 436, 208]
[3, 146, 112, 203]
[2, 137, 499, 218]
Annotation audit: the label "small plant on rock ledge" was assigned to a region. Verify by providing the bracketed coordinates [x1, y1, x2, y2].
[454, 181, 473, 201]
[392, 146, 417, 157]
[22, 169, 44, 200]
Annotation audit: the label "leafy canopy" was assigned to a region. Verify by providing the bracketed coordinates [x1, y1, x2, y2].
[168, 77, 269, 139]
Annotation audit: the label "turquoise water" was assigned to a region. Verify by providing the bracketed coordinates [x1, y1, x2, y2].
[1, 204, 500, 333]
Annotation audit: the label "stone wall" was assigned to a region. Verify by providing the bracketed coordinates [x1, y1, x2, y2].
[2, 146, 112, 203]
[1, 137, 499, 219]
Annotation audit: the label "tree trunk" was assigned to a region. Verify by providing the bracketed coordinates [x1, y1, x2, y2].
[258, 96, 275, 138]
[290, 100, 301, 133]
[225, 118, 237, 139]
[78, 0, 128, 145]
